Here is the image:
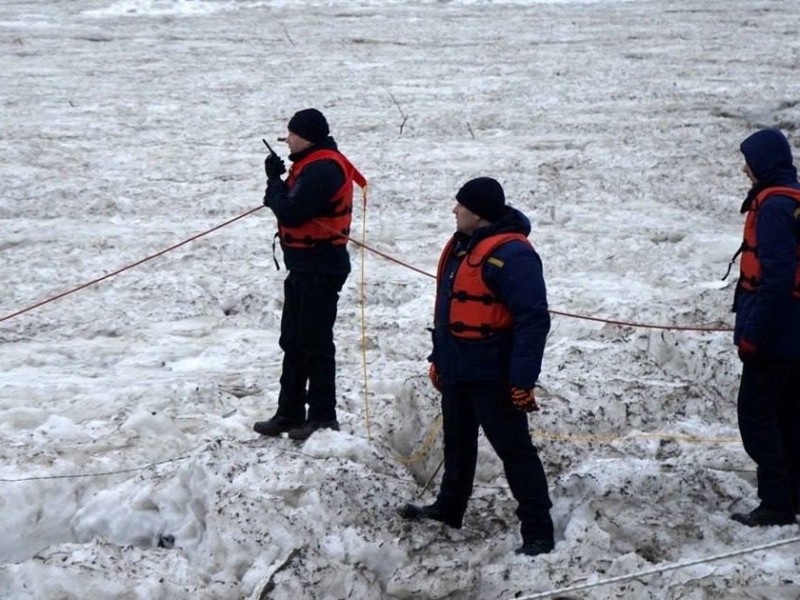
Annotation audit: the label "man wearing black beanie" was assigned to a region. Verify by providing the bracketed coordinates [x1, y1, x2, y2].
[399, 177, 555, 557]
[254, 109, 367, 441]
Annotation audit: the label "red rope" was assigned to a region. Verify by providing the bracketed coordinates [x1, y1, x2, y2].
[548, 309, 732, 332]
[346, 234, 436, 279]
[1, 204, 734, 333]
[0, 206, 264, 324]
[342, 233, 734, 333]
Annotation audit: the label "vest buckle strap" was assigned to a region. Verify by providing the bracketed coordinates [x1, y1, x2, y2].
[449, 321, 504, 337]
[450, 290, 500, 304]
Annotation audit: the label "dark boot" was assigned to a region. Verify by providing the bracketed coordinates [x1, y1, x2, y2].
[515, 539, 555, 557]
[253, 415, 303, 437]
[731, 504, 796, 527]
[287, 419, 340, 441]
[397, 503, 463, 529]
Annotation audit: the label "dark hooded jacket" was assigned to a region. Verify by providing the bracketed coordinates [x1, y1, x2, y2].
[735, 129, 800, 360]
[431, 206, 550, 388]
[264, 137, 350, 274]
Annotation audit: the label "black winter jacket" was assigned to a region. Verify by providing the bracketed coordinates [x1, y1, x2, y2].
[264, 138, 350, 274]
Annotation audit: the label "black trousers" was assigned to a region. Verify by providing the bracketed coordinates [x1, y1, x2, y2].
[275, 271, 347, 423]
[737, 359, 800, 511]
[437, 382, 553, 542]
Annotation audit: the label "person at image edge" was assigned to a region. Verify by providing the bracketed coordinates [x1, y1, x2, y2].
[399, 177, 555, 556]
[253, 109, 367, 442]
[730, 128, 800, 527]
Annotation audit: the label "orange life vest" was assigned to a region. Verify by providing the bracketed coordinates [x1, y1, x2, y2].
[739, 186, 800, 298]
[279, 149, 367, 248]
[437, 233, 532, 339]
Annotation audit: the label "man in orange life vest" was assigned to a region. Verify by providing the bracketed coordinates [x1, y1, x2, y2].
[253, 108, 366, 442]
[731, 128, 800, 527]
[399, 177, 555, 556]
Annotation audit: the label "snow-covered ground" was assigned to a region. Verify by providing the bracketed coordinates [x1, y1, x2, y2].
[2, 0, 800, 598]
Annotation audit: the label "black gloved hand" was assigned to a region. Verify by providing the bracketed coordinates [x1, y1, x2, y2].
[264, 154, 286, 179]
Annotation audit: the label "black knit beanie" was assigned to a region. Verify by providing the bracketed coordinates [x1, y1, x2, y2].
[455, 177, 506, 222]
[287, 108, 330, 144]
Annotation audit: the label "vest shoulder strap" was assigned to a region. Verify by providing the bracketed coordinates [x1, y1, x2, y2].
[755, 186, 800, 207]
[297, 149, 367, 189]
[469, 233, 532, 267]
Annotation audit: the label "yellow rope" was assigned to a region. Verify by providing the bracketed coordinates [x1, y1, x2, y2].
[533, 430, 740, 444]
[393, 415, 443, 464]
[345, 190, 737, 462]
[392, 419, 740, 467]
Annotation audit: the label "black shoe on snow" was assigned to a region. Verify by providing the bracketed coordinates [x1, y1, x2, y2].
[253, 416, 303, 437]
[397, 503, 463, 529]
[515, 539, 555, 557]
[731, 505, 796, 527]
[287, 419, 340, 441]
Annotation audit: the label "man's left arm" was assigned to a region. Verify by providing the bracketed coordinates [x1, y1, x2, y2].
[742, 198, 799, 349]
[488, 243, 551, 389]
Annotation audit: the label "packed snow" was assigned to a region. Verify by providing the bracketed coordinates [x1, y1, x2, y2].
[2, 0, 800, 598]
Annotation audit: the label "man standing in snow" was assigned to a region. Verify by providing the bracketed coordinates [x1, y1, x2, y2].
[398, 177, 555, 556]
[253, 109, 366, 442]
[731, 128, 800, 527]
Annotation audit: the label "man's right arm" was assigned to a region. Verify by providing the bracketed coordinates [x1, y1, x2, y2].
[263, 160, 344, 227]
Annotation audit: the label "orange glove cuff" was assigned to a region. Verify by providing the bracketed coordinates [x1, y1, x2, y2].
[510, 387, 539, 412]
[429, 363, 442, 391]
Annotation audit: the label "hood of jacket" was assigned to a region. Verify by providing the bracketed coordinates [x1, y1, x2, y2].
[740, 128, 797, 186]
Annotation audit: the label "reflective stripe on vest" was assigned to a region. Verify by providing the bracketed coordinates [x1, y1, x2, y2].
[279, 149, 367, 248]
[437, 232, 532, 339]
[739, 186, 800, 298]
